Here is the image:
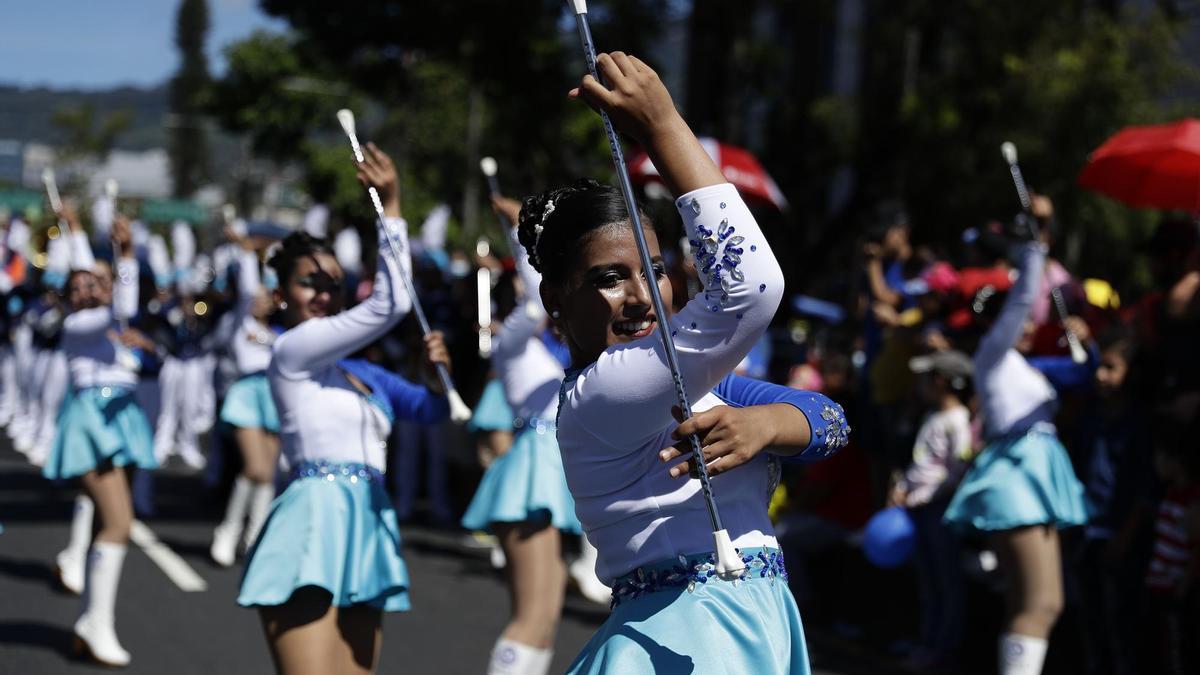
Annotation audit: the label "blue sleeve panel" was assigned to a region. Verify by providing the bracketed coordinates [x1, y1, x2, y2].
[1028, 344, 1099, 392]
[339, 358, 450, 425]
[710, 374, 850, 462]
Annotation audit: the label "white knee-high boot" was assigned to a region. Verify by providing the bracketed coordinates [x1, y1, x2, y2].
[211, 476, 252, 567]
[74, 542, 131, 667]
[55, 495, 94, 594]
[999, 633, 1048, 675]
[488, 638, 553, 675]
[570, 534, 611, 606]
[243, 482, 275, 550]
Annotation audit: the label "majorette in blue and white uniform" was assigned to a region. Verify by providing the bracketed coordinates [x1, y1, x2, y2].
[210, 246, 282, 566]
[238, 217, 448, 612]
[461, 223, 581, 536]
[44, 230, 155, 482]
[557, 185, 850, 675]
[220, 248, 279, 433]
[943, 241, 1087, 532]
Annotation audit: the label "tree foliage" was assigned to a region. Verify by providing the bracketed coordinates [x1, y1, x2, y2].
[50, 104, 133, 159]
[169, 0, 212, 197]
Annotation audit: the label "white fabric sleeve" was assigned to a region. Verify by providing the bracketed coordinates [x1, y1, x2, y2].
[112, 256, 139, 321]
[68, 231, 95, 271]
[975, 242, 1045, 371]
[235, 248, 260, 319]
[271, 217, 412, 379]
[63, 307, 112, 338]
[493, 225, 545, 360]
[563, 183, 784, 449]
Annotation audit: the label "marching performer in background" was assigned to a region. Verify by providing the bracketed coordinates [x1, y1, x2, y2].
[210, 226, 280, 566]
[44, 206, 157, 667]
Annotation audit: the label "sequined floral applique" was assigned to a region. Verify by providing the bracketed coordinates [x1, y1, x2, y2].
[689, 217, 749, 309]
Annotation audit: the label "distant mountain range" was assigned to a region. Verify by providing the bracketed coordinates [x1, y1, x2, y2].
[0, 84, 169, 150]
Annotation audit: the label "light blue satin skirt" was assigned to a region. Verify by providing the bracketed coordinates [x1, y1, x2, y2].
[219, 373, 279, 432]
[944, 426, 1086, 532]
[461, 421, 581, 534]
[568, 548, 809, 674]
[238, 461, 410, 612]
[43, 386, 157, 480]
[467, 379, 514, 433]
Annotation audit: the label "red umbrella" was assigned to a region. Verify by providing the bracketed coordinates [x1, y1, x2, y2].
[627, 137, 789, 211]
[1078, 118, 1200, 211]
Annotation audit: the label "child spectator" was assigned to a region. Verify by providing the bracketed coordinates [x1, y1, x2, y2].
[891, 350, 974, 669]
[1140, 396, 1200, 675]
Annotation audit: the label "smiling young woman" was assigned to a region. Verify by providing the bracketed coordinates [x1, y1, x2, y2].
[522, 52, 851, 674]
[236, 145, 453, 675]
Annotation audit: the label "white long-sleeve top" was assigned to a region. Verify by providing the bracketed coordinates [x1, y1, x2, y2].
[557, 183, 786, 582]
[61, 232, 140, 390]
[230, 248, 274, 375]
[974, 242, 1058, 439]
[268, 218, 412, 471]
[492, 225, 562, 421]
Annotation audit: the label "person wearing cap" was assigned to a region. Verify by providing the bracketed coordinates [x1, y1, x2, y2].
[891, 350, 974, 669]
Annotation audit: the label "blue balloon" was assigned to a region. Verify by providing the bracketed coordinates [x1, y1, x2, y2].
[863, 506, 916, 568]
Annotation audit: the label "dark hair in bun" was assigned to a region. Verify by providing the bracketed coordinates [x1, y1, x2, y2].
[517, 179, 650, 284]
[269, 231, 336, 286]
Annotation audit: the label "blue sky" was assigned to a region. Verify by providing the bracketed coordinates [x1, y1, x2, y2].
[0, 0, 287, 90]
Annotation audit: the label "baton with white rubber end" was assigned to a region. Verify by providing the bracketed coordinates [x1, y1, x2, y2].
[336, 109, 473, 423]
[567, 0, 744, 577]
[1000, 141, 1087, 364]
[41, 167, 63, 216]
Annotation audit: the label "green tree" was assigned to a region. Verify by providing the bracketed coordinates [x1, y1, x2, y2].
[51, 103, 133, 159]
[169, 0, 211, 197]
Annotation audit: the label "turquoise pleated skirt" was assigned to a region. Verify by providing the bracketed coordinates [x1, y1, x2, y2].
[238, 461, 410, 612]
[944, 426, 1086, 532]
[467, 379, 514, 433]
[461, 421, 582, 534]
[43, 386, 156, 480]
[219, 373, 279, 432]
[568, 548, 809, 674]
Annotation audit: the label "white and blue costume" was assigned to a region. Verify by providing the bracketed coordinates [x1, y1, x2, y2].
[238, 218, 449, 612]
[944, 242, 1087, 531]
[557, 184, 849, 675]
[461, 224, 581, 534]
[218, 248, 279, 432]
[44, 233, 156, 480]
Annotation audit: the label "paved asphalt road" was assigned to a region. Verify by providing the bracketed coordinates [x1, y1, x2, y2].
[0, 441, 903, 675]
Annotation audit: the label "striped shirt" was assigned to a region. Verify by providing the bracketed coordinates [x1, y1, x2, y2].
[1145, 484, 1200, 593]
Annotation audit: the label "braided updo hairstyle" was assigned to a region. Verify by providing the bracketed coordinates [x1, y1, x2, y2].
[268, 231, 337, 286]
[517, 179, 651, 285]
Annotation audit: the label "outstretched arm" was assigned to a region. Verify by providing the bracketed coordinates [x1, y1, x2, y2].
[272, 145, 412, 378]
[491, 195, 546, 360]
[975, 241, 1044, 370]
[561, 54, 784, 451]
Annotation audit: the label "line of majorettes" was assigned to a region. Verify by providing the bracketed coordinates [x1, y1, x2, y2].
[21, 53, 858, 675]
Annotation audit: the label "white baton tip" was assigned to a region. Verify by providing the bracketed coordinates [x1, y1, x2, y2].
[1000, 141, 1018, 165]
[336, 109, 357, 138]
[447, 389, 473, 424]
[570, 0, 589, 14]
[712, 529, 745, 578]
[1069, 339, 1088, 364]
[479, 156, 498, 177]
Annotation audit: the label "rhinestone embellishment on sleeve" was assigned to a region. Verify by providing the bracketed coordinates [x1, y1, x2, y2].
[689, 217, 748, 310]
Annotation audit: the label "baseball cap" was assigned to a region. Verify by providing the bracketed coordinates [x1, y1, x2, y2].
[909, 350, 974, 384]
